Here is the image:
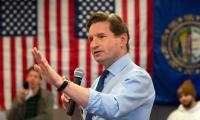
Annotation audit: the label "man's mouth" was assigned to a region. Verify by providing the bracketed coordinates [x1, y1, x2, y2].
[94, 51, 102, 55]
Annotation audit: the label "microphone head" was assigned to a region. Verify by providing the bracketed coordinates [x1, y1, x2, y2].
[74, 68, 84, 79]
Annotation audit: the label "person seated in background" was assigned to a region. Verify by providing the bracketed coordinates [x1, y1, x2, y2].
[0, 106, 6, 120]
[167, 80, 200, 120]
[6, 66, 54, 120]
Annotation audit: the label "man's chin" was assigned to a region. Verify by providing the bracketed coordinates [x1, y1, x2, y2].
[94, 58, 104, 63]
[182, 102, 192, 109]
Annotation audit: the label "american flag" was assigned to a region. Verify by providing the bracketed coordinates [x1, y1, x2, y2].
[0, 0, 153, 109]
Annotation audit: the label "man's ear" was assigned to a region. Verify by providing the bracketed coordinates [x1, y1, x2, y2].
[120, 33, 128, 48]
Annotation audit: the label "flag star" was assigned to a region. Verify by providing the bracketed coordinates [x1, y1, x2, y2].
[32, 30, 36, 34]
[32, 22, 36, 26]
[20, 2, 25, 6]
[1, 6, 5, 10]
[101, 6, 106, 11]
[6, 26, 10, 31]
[20, 10, 25, 14]
[82, 2, 87, 6]
[24, 31, 28, 35]
[82, 28, 86, 32]
[78, 6, 83, 11]
[28, 26, 32, 30]
[6, 18, 10, 22]
[2, 22, 6, 26]
[9, 22, 14, 27]
[10, 31, 14, 35]
[14, 27, 18, 31]
[21, 18, 25, 22]
[97, 2, 102, 6]
[17, 31, 21, 35]
[86, 15, 90, 19]
[28, 10, 32, 14]
[32, 6, 36, 10]
[6, 10, 10, 14]
[105, 2, 110, 6]
[90, 2, 94, 6]
[2, 31, 6, 35]
[78, 23, 83, 28]
[86, 6, 90, 11]
[79, 32, 83, 36]
[21, 26, 25, 30]
[109, 6, 114, 11]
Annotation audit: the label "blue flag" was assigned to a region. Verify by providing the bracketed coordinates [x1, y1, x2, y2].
[153, 0, 200, 104]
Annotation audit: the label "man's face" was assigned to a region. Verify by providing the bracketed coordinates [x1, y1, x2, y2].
[179, 93, 194, 109]
[88, 21, 127, 67]
[26, 70, 41, 89]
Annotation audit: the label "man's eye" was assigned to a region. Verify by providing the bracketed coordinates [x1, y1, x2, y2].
[98, 35, 106, 38]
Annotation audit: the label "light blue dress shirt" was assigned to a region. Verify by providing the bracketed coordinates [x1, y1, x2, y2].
[84, 54, 155, 120]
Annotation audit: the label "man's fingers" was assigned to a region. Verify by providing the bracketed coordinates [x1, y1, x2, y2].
[61, 94, 70, 103]
[33, 64, 41, 72]
[32, 47, 49, 72]
[32, 47, 42, 64]
[64, 94, 70, 99]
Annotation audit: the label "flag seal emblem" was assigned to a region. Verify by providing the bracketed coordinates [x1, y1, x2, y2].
[161, 15, 200, 74]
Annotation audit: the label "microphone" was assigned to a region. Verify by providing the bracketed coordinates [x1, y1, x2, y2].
[66, 68, 84, 116]
[23, 81, 32, 100]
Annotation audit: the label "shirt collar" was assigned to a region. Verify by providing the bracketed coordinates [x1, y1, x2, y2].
[107, 54, 132, 76]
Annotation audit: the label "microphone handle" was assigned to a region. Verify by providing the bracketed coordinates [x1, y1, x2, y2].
[66, 77, 81, 116]
[66, 99, 76, 115]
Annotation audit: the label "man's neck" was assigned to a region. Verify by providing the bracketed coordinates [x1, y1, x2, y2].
[190, 100, 197, 109]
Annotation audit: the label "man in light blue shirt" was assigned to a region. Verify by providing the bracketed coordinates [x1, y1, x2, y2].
[85, 54, 155, 120]
[32, 12, 155, 120]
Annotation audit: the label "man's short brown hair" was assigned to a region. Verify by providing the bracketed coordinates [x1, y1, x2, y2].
[87, 12, 130, 52]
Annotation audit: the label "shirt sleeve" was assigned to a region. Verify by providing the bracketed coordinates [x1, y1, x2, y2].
[85, 72, 155, 119]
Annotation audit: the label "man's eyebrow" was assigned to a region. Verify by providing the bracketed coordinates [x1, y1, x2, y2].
[96, 33, 106, 36]
[88, 32, 106, 37]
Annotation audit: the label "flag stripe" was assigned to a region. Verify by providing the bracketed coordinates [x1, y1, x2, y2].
[127, 0, 135, 61]
[86, 41, 91, 87]
[22, 37, 27, 82]
[38, 0, 47, 90]
[50, 0, 59, 108]
[56, 0, 63, 108]
[115, 0, 122, 17]
[69, 0, 79, 80]
[26, 38, 34, 70]
[140, 0, 147, 69]
[134, 0, 140, 65]
[79, 39, 86, 87]
[147, 0, 153, 75]
[44, 0, 52, 91]
[0, 37, 5, 109]
[16, 37, 23, 98]
[122, 0, 128, 24]
[4, 38, 11, 109]
[61, 0, 69, 77]
[10, 37, 16, 101]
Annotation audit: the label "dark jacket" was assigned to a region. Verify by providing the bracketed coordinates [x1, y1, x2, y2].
[6, 88, 53, 120]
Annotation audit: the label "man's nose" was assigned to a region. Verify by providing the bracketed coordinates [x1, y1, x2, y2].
[91, 38, 99, 48]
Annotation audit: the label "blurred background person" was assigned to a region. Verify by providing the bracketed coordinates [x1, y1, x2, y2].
[167, 80, 200, 120]
[6, 66, 54, 120]
[0, 106, 6, 120]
